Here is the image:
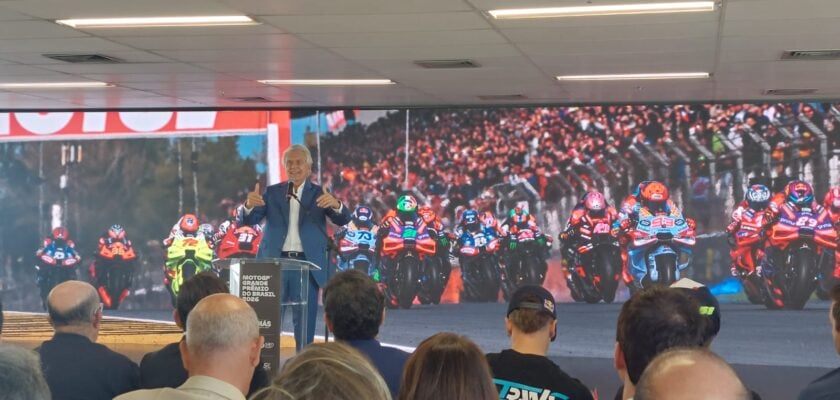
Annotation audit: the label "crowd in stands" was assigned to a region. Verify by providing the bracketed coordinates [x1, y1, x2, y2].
[320, 103, 840, 233]
[3, 270, 840, 399]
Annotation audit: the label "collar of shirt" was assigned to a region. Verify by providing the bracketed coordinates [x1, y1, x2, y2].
[179, 376, 246, 400]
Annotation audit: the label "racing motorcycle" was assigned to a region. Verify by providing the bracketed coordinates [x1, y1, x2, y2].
[418, 229, 452, 305]
[566, 216, 621, 304]
[90, 240, 137, 310]
[380, 217, 437, 309]
[36, 241, 80, 308]
[505, 228, 548, 289]
[165, 236, 214, 305]
[338, 227, 379, 280]
[729, 210, 768, 305]
[627, 211, 695, 289]
[764, 206, 837, 310]
[214, 225, 262, 283]
[457, 228, 502, 302]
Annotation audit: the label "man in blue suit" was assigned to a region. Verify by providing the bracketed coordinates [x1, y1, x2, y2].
[243, 144, 351, 350]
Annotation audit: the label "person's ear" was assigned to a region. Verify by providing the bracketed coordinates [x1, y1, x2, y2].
[549, 320, 557, 342]
[505, 317, 513, 337]
[324, 313, 334, 334]
[173, 310, 184, 330]
[180, 340, 191, 372]
[381, 308, 386, 327]
[614, 342, 627, 374]
[251, 336, 265, 368]
[92, 306, 102, 330]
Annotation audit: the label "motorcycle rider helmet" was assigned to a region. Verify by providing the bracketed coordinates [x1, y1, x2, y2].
[352, 205, 375, 226]
[480, 211, 497, 228]
[745, 184, 771, 211]
[785, 180, 814, 208]
[461, 209, 479, 230]
[52, 227, 69, 241]
[640, 181, 669, 211]
[107, 224, 126, 240]
[583, 191, 607, 217]
[824, 187, 840, 212]
[179, 213, 200, 234]
[417, 205, 436, 225]
[198, 223, 214, 239]
[632, 180, 653, 198]
[396, 194, 418, 214]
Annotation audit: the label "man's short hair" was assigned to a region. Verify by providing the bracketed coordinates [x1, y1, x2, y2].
[185, 294, 259, 358]
[283, 144, 313, 167]
[176, 272, 229, 328]
[507, 285, 556, 334]
[0, 344, 51, 400]
[616, 287, 709, 384]
[831, 284, 840, 332]
[323, 270, 384, 340]
[46, 286, 99, 327]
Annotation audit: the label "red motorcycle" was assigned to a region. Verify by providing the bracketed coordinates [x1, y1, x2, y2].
[215, 224, 262, 283]
[566, 214, 621, 304]
[729, 210, 768, 305]
[380, 216, 437, 309]
[90, 240, 137, 310]
[765, 205, 837, 309]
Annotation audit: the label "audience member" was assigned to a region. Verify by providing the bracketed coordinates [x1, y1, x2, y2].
[635, 348, 751, 400]
[798, 284, 840, 400]
[399, 332, 497, 400]
[0, 343, 51, 400]
[486, 285, 593, 399]
[38, 280, 140, 400]
[614, 287, 709, 400]
[323, 270, 410, 398]
[117, 293, 263, 400]
[139, 272, 268, 396]
[250, 342, 391, 400]
[671, 278, 722, 345]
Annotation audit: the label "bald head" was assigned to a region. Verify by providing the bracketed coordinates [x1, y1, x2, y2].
[635, 348, 750, 400]
[47, 281, 100, 328]
[185, 294, 260, 359]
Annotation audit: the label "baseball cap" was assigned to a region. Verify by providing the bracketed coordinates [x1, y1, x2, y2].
[507, 285, 556, 319]
[671, 278, 721, 338]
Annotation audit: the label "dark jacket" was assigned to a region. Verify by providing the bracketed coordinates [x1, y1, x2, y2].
[345, 339, 411, 399]
[37, 332, 140, 400]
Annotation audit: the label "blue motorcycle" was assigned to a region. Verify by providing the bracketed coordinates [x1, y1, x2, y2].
[628, 212, 695, 289]
[36, 241, 80, 307]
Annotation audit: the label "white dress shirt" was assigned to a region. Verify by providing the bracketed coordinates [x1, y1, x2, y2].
[115, 375, 246, 400]
[282, 182, 306, 252]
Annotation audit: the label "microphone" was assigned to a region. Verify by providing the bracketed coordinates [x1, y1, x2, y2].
[286, 183, 296, 201]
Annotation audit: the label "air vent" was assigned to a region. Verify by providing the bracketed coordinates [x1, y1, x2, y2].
[763, 89, 818, 96]
[414, 59, 480, 69]
[477, 94, 528, 101]
[781, 50, 840, 60]
[229, 96, 275, 103]
[43, 53, 124, 64]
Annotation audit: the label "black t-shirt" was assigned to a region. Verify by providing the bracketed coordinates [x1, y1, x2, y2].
[487, 349, 593, 400]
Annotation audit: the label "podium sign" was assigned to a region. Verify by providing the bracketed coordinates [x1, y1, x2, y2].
[229, 259, 282, 372]
[228, 257, 320, 373]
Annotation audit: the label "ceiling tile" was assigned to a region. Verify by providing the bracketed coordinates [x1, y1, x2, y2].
[725, 0, 840, 21]
[503, 21, 719, 43]
[0, 0, 241, 19]
[108, 34, 311, 51]
[518, 37, 716, 56]
[218, 0, 473, 15]
[302, 29, 507, 48]
[39, 62, 208, 75]
[0, 51, 175, 65]
[0, 37, 137, 53]
[331, 44, 521, 60]
[261, 12, 490, 34]
[0, 21, 88, 39]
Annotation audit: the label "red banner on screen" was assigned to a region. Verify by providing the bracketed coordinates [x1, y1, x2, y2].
[0, 111, 275, 141]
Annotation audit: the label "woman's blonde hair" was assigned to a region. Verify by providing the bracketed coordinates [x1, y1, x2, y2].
[250, 342, 391, 400]
[398, 332, 497, 400]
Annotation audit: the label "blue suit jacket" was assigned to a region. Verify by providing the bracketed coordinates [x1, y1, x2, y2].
[244, 180, 351, 287]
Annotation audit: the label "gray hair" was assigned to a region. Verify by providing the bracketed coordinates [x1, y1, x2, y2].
[283, 144, 313, 167]
[251, 342, 391, 400]
[0, 344, 51, 400]
[185, 294, 259, 358]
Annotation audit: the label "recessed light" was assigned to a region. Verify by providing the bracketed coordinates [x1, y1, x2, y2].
[258, 79, 395, 86]
[55, 15, 258, 28]
[489, 1, 715, 19]
[0, 82, 113, 89]
[556, 72, 710, 81]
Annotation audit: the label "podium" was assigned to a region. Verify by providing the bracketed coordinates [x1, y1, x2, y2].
[227, 258, 321, 373]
